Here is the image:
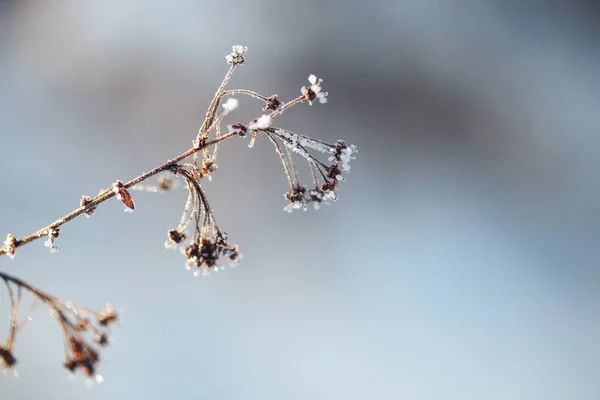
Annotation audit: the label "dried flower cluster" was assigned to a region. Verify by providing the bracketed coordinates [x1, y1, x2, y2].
[0, 45, 356, 381]
[0, 272, 116, 381]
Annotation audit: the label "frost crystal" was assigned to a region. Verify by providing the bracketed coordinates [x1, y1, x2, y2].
[249, 115, 272, 130]
[44, 228, 60, 254]
[222, 98, 239, 115]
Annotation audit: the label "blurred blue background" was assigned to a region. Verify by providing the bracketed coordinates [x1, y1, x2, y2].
[2, 0, 600, 399]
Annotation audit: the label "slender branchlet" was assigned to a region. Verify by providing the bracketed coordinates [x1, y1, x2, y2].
[0, 46, 357, 379]
[0, 270, 116, 381]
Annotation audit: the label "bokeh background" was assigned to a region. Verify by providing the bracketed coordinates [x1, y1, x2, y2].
[2, 0, 600, 399]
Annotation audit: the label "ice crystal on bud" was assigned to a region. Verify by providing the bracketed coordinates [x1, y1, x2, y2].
[228, 122, 248, 137]
[226, 45, 248, 65]
[301, 74, 328, 105]
[44, 228, 60, 254]
[263, 95, 283, 112]
[222, 98, 239, 115]
[329, 140, 357, 172]
[2, 234, 16, 259]
[284, 185, 308, 213]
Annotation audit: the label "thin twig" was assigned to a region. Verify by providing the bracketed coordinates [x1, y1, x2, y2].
[0, 131, 238, 257]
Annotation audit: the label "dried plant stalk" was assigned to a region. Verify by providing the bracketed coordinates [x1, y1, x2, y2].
[0, 46, 356, 380]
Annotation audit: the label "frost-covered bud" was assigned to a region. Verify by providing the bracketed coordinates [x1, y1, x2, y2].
[325, 164, 343, 181]
[0, 347, 16, 369]
[284, 185, 307, 213]
[200, 157, 218, 181]
[96, 306, 118, 327]
[309, 187, 331, 210]
[112, 180, 135, 212]
[226, 45, 248, 65]
[320, 181, 338, 201]
[93, 333, 109, 346]
[228, 245, 241, 263]
[222, 98, 239, 115]
[44, 228, 60, 254]
[248, 114, 272, 130]
[228, 122, 248, 137]
[165, 229, 186, 250]
[3, 233, 16, 259]
[301, 74, 328, 105]
[329, 140, 357, 172]
[263, 95, 283, 112]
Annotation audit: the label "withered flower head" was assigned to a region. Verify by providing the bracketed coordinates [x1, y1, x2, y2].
[301, 74, 328, 105]
[225, 45, 248, 65]
[284, 185, 308, 213]
[96, 306, 118, 327]
[263, 95, 282, 112]
[165, 229, 186, 250]
[93, 333, 109, 347]
[0, 347, 16, 369]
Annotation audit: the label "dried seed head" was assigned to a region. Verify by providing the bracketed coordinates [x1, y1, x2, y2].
[0, 347, 16, 369]
[165, 229, 186, 249]
[301, 74, 328, 105]
[93, 333, 109, 346]
[196, 157, 218, 181]
[263, 95, 282, 112]
[326, 164, 343, 181]
[225, 45, 248, 65]
[284, 185, 308, 213]
[329, 140, 357, 172]
[76, 318, 91, 331]
[320, 181, 337, 195]
[96, 306, 117, 327]
[168, 229, 186, 244]
[3, 234, 16, 259]
[183, 232, 240, 275]
[64, 358, 77, 373]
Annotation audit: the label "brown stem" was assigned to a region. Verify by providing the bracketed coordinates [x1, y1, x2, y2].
[0, 131, 238, 258]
